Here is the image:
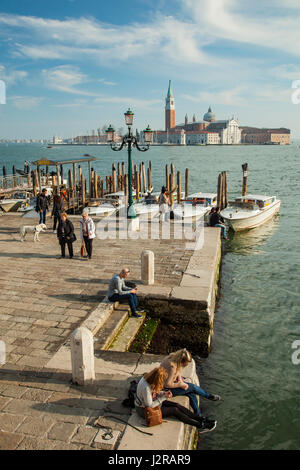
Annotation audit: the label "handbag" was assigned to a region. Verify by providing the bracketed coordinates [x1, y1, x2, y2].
[80, 243, 86, 257]
[144, 406, 162, 427]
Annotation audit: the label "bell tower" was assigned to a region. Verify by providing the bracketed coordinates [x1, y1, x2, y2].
[165, 80, 175, 131]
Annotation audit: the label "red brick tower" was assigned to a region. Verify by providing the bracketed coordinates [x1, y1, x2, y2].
[165, 80, 175, 131]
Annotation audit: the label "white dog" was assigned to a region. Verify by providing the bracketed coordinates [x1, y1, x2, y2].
[20, 223, 47, 242]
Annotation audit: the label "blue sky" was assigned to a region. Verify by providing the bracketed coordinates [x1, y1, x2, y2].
[0, 0, 300, 139]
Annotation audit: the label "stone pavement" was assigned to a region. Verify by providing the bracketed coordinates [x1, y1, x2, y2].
[0, 213, 196, 450]
[0, 213, 192, 368]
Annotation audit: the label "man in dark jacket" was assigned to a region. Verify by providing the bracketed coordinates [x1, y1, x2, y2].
[209, 207, 227, 239]
[57, 213, 76, 259]
[36, 188, 49, 224]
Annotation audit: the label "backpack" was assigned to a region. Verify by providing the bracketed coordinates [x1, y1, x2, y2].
[122, 378, 140, 408]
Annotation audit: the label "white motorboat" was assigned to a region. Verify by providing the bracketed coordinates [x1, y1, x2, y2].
[172, 192, 217, 221]
[0, 190, 30, 212]
[0, 198, 25, 212]
[220, 194, 281, 232]
[133, 192, 160, 219]
[86, 202, 117, 217]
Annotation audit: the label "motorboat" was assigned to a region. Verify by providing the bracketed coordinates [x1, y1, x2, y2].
[134, 192, 160, 219]
[0, 195, 28, 212]
[220, 194, 281, 232]
[86, 202, 117, 217]
[172, 192, 217, 221]
[19, 196, 37, 213]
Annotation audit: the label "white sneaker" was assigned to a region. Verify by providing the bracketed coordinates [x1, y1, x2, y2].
[52, 230, 57, 234]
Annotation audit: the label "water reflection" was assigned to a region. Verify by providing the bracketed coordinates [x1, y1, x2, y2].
[225, 215, 280, 255]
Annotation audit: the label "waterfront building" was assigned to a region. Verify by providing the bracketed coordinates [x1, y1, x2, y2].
[185, 130, 220, 145]
[153, 81, 242, 145]
[240, 127, 290, 145]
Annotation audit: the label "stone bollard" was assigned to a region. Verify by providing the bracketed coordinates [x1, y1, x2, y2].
[70, 327, 95, 386]
[0, 340, 6, 365]
[141, 250, 154, 285]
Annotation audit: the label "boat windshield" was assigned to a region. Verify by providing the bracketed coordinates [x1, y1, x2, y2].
[228, 201, 259, 210]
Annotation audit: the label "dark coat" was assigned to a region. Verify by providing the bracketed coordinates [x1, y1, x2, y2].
[57, 219, 76, 243]
[36, 193, 49, 212]
[209, 212, 224, 226]
[52, 198, 64, 216]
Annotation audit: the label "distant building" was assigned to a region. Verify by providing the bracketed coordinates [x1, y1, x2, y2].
[240, 127, 290, 145]
[165, 80, 175, 131]
[153, 81, 290, 145]
[153, 81, 241, 145]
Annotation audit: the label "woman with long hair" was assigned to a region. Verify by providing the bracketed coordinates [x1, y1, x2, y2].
[160, 349, 220, 417]
[135, 366, 217, 433]
[51, 194, 64, 233]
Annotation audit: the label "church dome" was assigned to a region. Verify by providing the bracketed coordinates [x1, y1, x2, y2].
[203, 106, 216, 122]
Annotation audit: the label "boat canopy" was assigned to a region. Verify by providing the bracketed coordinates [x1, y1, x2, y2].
[233, 195, 276, 208]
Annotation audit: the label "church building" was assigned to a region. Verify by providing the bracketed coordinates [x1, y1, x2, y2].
[153, 81, 241, 145]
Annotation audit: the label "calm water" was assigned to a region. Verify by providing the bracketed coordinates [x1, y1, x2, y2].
[1, 142, 300, 450]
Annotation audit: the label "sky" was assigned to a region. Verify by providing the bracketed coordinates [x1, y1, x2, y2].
[0, 0, 300, 139]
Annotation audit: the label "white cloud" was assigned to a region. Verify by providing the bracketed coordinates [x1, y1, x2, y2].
[0, 64, 28, 85]
[183, 0, 300, 56]
[98, 78, 116, 86]
[95, 96, 162, 108]
[0, 13, 211, 66]
[9, 95, 43, 109]
[42, 65, 97, 96]
[181, 86, 248, 106]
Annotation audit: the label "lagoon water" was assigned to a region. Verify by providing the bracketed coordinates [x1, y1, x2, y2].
[1, 141, 300, 449]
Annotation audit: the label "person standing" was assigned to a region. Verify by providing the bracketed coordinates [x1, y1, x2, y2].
[36, 188, 49, 225]
[24, 160, 31, 174]
[80, 209, 95, 260]
[51, 194, 64, 233]
[158, 186, 169, 222]
[57, 212, 76, 259]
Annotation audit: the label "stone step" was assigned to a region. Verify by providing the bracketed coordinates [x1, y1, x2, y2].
[93, 307, 130, 351]
[109, 313, 146, 352]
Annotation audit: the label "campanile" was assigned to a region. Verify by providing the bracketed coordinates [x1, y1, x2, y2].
[165, 80, 175, 131]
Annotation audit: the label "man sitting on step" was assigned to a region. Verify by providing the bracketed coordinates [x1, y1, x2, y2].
[107, 268, 143, 318]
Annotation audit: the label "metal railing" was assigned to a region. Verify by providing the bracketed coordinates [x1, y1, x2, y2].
[0, 174, 31, 192]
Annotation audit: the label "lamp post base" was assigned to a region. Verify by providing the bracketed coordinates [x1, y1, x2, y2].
[127, 217, 140, 232]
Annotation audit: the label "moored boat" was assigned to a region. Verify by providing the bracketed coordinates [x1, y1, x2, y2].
[220, 194, 281, 232]
[172, 192, 217, 221]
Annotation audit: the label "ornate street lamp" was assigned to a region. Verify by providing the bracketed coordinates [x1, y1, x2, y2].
[106, 109, 152, 219]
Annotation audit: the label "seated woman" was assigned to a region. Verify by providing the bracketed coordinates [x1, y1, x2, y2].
[135, 366, 217, 433]
[160, 349, 220, 417]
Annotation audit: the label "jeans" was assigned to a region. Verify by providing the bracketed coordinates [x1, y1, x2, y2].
[39, 209, 47, 224]
[108, 292, 138, 315]
[214, 223, 227, 239]
[169, 383, 211, 417]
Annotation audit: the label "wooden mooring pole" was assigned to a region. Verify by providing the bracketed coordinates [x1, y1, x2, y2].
[242, 163, 248, 196]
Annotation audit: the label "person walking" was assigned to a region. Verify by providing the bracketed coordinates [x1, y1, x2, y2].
[36, 188, 49, 225]
[134, 367, 217, 433]
[209, 206, 227, 239]
[57, 212, 76, 259]
[160, 349, 220, 418]
[107, 268, 142, 318]
[80, 209, 95, 260]
[51, 194, 64, 233]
